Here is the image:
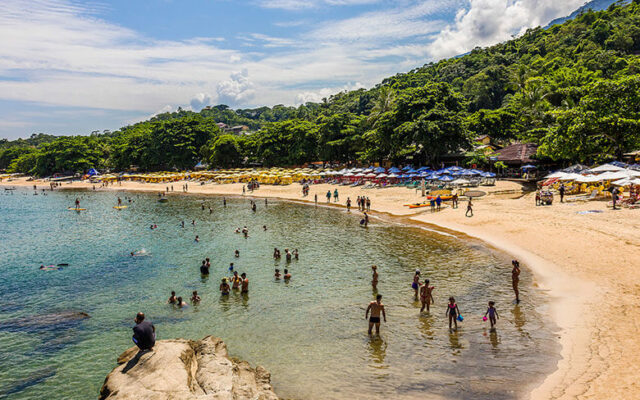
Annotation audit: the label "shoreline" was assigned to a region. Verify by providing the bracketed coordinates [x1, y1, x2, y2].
[4, 178, 638, 399]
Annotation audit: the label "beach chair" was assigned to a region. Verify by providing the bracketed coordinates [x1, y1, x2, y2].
[567, 190, 598, 202]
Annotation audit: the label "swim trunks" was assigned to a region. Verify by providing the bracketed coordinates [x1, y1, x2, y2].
[369, 317, 380, 323]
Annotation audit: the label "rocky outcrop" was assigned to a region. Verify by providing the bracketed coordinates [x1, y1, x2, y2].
[99, 336, 279, 400]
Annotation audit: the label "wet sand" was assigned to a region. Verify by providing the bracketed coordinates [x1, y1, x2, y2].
[3, 177, 639, 399]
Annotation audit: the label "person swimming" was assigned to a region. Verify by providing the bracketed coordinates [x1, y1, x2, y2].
[263, 225, 267, 231]
[175, 296, 187, 308]
[220, 278, 230, 295]
[229, 262, 234, 271]
[274, 269, 281, 279]
[195, 235, 200, 243]
[283, 269, 291, 281]
[235, 250, 240, 258]
[285, 249, 292, 262]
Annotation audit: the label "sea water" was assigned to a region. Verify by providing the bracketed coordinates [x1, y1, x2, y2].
[0, 188, 559, 399]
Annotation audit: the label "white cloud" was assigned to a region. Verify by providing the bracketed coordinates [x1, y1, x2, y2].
[427, 0, 585, 60]
[190, 93, 214, 111]
[216, 69, 256, 106]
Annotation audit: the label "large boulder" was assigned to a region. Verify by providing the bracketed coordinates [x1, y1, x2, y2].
[99, 336, 279, 400]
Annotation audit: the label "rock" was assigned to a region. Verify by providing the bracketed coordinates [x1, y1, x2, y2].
[0, 311, 90, 333]
[99, 336, 279, 400]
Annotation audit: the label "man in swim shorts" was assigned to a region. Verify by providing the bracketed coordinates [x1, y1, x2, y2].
[241, 273, 249, 293]
[366, 294, 386, 335]
[132, 312, 155, 351]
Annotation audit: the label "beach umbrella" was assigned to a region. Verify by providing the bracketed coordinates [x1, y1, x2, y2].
[374, 167, 386, 173]
[402, 166, 412, 171]
[452, 178, 470, 185]
[355, 173, 365, 177]
[365, 173, 377, 178]
[438, 169, 451, 174]
[439, 175, 454, 182]
[558, 173, 583, 181]
[388, 167, 401, 173]
[376, 173, 388, 178]
[388, 173, 399, 178]
[612, 178, 632, 186]
[406, 168, 417, 173]
[589, 164, 625, 173]
[447, 166, 463, 172]
[482, 172, 497, 178]
[521, 164, 537, 170]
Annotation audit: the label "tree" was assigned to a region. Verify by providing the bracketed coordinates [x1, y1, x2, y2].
[204, 135, 244, 167]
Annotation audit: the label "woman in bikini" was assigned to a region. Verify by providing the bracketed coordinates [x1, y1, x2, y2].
[220, 278, 230, 296]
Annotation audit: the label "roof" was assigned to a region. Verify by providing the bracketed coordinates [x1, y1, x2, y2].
[495, 143, 538, 164]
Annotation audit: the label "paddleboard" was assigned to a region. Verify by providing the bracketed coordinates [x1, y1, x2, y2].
[113, 206, 128, 209]
[68, 208, 86, 211]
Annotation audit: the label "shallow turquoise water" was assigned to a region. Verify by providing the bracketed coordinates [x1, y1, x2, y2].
[0, 188, 559, 399]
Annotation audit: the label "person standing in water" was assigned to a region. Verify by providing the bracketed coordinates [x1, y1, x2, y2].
[446, 297, 461, 330]
[241, 273, 249, 293]
[366, 294, 386, 335]
[484, 301, 499, 329]
[420, 279, 434, 312]
[512, 260, 521, 303]
[346, 197, 351, 212]
[75, 198, 80, 208]
[220, 278, 230, 295]
[117, 197, 122, 206]
[371, 265, 378, 290]
[231, 271, 242, 290]
[314, 194, 318, 206]
[190, 291, 201, 303]
[412, 270, 421, 299]
[223, 197, 227, 207]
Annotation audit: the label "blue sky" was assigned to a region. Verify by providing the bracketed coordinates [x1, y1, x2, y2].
[0, 0, 586, 139]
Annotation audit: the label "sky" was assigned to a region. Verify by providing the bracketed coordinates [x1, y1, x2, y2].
[0, 0, 587, 139]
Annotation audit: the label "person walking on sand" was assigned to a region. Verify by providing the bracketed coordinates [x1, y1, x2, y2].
[315, 194, 318, 206]
[452, 193, 458, 209]
[371, 265, 378, 290]
[420, 279, 434, 312]
[366, 197, 371, 212]
[242, 185, 246, 194]
[333, 189, 339, 202]
[559, 183, 565, 203]
[366, 294, 386, 335]
[326, 190, 331, 203]
[512, 260, 521, 303]
[435, 195, 442, 211]
[484, 301, 499, 329]
[446, 297, 461, 331]
[465, 199, 473, 217]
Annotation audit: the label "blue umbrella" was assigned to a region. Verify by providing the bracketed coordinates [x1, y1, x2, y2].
[439, 175, 454, 182]
[468, 169, 483, 175]
[521, 164, 537, 170]
[374, 167, 386, 173]
[388, 167, 401, 173]
[447, 166, 463, 172]
[482, 172, 497, 178]
[416, 166, 430, 172]
[402, 165, 412, 171]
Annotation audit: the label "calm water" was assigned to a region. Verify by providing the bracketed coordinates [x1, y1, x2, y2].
[0, 188, 559, 399]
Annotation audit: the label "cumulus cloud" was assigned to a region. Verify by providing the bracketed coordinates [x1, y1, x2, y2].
[216, 69, 256, 106]
[427, 0, 585, 60]
[190, 93, 214, 111]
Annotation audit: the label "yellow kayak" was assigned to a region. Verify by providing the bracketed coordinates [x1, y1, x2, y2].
[68, 208, 86, 211]
[113, 206, 128, 209]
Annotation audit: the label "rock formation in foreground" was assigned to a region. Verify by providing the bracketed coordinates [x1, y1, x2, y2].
[99, 336, 279, 400]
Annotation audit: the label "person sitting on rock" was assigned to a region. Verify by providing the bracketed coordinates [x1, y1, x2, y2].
[132, 312, 155, 351]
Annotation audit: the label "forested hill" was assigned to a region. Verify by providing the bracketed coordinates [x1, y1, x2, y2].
[2, 1, 640, 176]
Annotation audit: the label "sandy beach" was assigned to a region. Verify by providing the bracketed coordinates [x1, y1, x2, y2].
[3, 177, 639, 399]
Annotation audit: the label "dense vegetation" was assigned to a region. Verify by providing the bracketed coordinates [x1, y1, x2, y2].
[2, 1, 640, 176]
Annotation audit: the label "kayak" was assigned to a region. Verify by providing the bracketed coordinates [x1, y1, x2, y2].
[68, 208, 86, 211]
[407, 203, 428, 209]
[113, 206, 128, 209]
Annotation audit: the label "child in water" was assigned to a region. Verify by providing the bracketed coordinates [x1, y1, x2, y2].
[484, 301, 499, 329]
[445, 297, 461, 330]
[220, 278, 230, 295]
[412, 270, 421, 299]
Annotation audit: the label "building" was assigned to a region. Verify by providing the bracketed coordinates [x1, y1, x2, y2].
[495, 142, 538, 167]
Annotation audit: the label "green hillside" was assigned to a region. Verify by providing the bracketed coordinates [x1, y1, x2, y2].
[2, 1, 640, 175]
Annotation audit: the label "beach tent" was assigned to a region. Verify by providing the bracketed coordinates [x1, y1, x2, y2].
[589, 164, 625, 173]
